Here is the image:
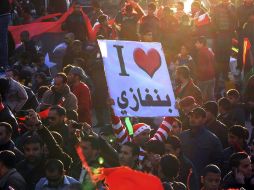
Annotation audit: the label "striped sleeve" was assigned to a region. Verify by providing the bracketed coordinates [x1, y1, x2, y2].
[111, 114, 131, 145]
[151, 117, 175, 142]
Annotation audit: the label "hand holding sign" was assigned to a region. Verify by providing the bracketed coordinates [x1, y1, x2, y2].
[98, 40, 179, 117]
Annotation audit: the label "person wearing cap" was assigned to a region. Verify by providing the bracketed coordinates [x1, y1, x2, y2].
[38, 73, 78, 112]
[111, 109, 175, 161]
[203, 101, 228, 148]
[179, 107, 223, 178]
[67, 67, 92, 125]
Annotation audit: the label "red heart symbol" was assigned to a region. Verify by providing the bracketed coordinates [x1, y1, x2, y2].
[133, 48, 161, 78]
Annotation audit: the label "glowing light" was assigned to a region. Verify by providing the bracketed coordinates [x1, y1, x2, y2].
[98, 157, 104, 165]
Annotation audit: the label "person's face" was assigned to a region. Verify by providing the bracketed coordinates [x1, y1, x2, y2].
[80, 141, 98, 162]
[180, 46, 188, 56]
[227, 95, 238, 104]
[23, 143, 43, 163]
[54, 76, 64, 91]
[67, 73, 78, 84]
[228, 133, 242, 147]
[74, 5, 81, 13]
[0, 127, 10, 145]
[165, 143, 180, 157]
[238, 157, 252, 178]
[202, 173, 221, 190]
[195, 41, 203, 49]
[133, 130, 150, 146]
[46, 170, 64, 187]
[171, 121, 182, 136]
[119, 145, 136, 167]
[148, 7, 155, 15]
[48, 110, 64, 127]
[181, 104, 195, 115]
[177, 4, 184, 11]
[189, 114, 206, 128]
[191, 5, 199, 14]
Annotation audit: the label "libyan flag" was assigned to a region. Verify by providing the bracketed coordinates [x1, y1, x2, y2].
[8, 6, 96, 50]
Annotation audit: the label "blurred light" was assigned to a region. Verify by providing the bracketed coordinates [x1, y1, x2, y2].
[98, 157, 104, 165]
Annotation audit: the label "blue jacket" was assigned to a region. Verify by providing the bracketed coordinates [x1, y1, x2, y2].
[179, 127, 223, 176]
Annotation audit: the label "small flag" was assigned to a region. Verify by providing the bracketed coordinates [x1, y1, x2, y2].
[194, 13, 211, 27]
[45, 53, 56, 68]
[243, 38, 251, 66]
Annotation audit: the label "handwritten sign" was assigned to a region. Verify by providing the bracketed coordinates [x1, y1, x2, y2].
[98, 40, 179, 117]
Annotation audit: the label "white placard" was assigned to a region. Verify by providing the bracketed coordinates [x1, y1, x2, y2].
[98, 40, 179, 117]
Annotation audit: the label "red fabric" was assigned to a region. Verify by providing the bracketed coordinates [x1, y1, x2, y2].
[99, 167, 164, 190]
[0, 103, 4, 112]
[18, 108, 50, 121]
[9, 7, 95, 45]
[196, 47, 215, 81]
[32, 13, 63, 23]
[194, 13, 211, 27]
[71, 82, 92, 124]
[243, 38, 251, 66]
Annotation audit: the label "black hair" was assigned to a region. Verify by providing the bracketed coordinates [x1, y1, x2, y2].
[218, 97, 231, 111]
[230, 152, 249, 168]
[98, 15, 107, 24]
[63, 64, 74, 75]
[145, 140, 165, 156]
[81, 136, 100, 150]
[203, 164, 221, 177]
[0, 150, 16, 169]
[23, 135, 43, 147]
[203, 101, 218, 117]
[227, 89, 240, 99]
[196, 36, 207, 46]
[229, 125, 249, 140]
[49, 105, 66, 117]
[160, 154, 180, 179]
[176, 66, 190, 79]
[148, 3, 156, 12]
[55, 73, 68, 84]
[0, 122, 13, 136]
[45, 159, 64, 173]
[122, 142, 140, 156]
[166, 135, 181, 150]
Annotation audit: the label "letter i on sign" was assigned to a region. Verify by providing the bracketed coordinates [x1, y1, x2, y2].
[113, 45, 130, 76]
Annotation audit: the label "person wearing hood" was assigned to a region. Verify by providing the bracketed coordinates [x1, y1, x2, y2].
[38, 72, 78, 112]
[67, 67, 92, 124]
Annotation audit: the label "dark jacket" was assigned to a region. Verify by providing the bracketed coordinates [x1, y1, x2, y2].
[222, 171, 254, 189]
[16, 125, 72, 190]
[21, 86, 39, 110]
[175, 79, 203, 105]
[0, 0, 10, 16]
[206, 119, 228, 148]
[16, 158, 45, 190]
[0, 169, 26, 190]
[0, 106, 19, 138]
[177, 154, 199, 190]
[140, 14, 160, 40]
[37, 126, 73, 171]
[38, 84, 78, 111]
[230, 103, 246, 126]
[179, 128, 223, 177]
[0, 141, 24, 163]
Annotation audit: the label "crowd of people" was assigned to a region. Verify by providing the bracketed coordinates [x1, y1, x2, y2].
[0, 0, 254, 189]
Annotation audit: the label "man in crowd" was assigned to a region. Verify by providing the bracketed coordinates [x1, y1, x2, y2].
[201, 164, 222, 190]
[67, 66, 92, 124]
[0, 150, 26, 190]
[179, 107, 223, 177]
[38, 73, 78, 112]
